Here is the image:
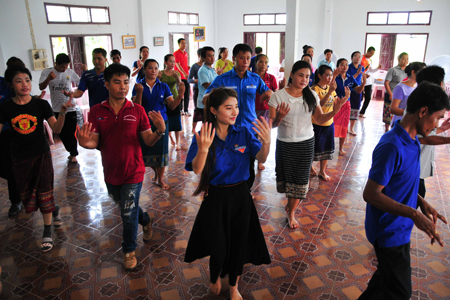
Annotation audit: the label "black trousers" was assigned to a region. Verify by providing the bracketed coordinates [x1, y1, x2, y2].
[54, 111, 78, 156]
[419, 178, 426, 199]
[246, 157, 256, 191]
[358, 241, 412, 300]
[359, 85, 372, 115]
[0, 130, 21, 205]
[181, 79, 190, 113]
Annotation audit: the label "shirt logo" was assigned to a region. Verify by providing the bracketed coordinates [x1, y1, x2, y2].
[11, 114, 37, 134]
[97, 116, 108, 121]
[246, 85, 256, 89]
[234, 144, 246, 153]
[124, 115, 137, 122]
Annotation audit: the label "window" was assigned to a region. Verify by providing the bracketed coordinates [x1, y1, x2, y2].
[168, 12, 199, 25]
[244, 14, 286, 25]
[367, 11, 432, 26]
[45, 3, 110, 24]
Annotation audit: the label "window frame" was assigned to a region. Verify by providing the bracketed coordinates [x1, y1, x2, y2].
[44, 3, 110, 25]
[168, 11, 199, 25]
[243, 13, 286, 26]
[366, 10, 432, 26]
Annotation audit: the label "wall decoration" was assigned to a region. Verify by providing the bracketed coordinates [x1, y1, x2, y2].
[193, 27, 205, 42]
[154, 36, 164, 46]
[122, 35, 136, 49]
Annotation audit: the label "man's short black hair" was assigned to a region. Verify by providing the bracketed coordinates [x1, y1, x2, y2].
[416, 65, 445, 85]
[55, 53, 71, 65]
[367, 46, 376, 52]
[143, 59, 159, 69]
[255, 47, 263, 54]
[104, 64, 130, 82]
[406, 81, 450, 114]
[110, 49, 121, 57]
[201, 46, 215, 59]
[324, 49, 333, 55]
[232, 43, 252, 57]
[197, 48, 202, 56]
[177, 38, 186, 45]
[92, 48, 107, 58]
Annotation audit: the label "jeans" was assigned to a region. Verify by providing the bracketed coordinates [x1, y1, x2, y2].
[106, 182, 150, 253]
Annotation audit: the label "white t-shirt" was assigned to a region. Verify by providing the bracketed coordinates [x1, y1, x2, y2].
[269, 88, 320, 142]
[39, 68, 80, 112]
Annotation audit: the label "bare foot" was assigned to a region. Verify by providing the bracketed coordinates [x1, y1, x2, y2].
[175, 144, 181, 151]
[285, 205, 290, 214]
[210, 279, 221, 295]
[310, 167, 318, 176]
[318, 172, 330, 181]
[258, 162, 265, 170]
[359, 114, 366, 118]
[339, 149, 346, 156]
[349, 131, 357, 136]
[156, 179, 169, 190]
[286, 213, 299, 229]
[230, 284, 242, 300]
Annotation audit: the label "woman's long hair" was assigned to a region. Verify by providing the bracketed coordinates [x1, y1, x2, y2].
[218, 47, 227, 60]
[193, 87, 238, 196]
[289, 60, 317, 113]
[314, 65, 332, 85]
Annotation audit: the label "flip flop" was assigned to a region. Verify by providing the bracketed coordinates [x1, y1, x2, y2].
[41, 237, 54, 252]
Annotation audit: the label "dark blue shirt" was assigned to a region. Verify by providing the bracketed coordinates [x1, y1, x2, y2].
[0, 77, 11, 131]
[186, 125, 261, 185]
[78, 69, 109, 107]
[133, 61, 145, 82]
[132, 78, 172, 121]
[249, 56, 257, 72]
[188, 63, 202, 89]
[335, 74, 357, 98]
[365, 120, 421, 248]
[348, 63, 365, 85]
[205, 68, 269, 129]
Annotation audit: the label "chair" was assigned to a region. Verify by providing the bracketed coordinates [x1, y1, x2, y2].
[76, 91, 90, 122]
[43, 120, 54, 145]
[372, 70, 387, 99]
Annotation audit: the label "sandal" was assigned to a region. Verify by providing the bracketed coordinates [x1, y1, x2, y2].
[41, 237, 54, 252]
[52, 205, 62, 228]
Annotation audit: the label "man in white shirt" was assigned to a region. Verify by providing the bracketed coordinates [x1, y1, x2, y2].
[39, 53, 80, 163]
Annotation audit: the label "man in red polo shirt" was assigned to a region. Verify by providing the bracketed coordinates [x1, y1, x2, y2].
[78, 64, 166, 270]
[174, 38, 191, 115]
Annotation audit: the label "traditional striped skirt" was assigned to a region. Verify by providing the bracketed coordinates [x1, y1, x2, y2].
[275, 137, 314, 199]
[383, 93, 393, 125]
[141, 120, 169, 167]
[334, 101, 351, 138]
[313, 123, 335, 161]
[12, 151, 55, 214]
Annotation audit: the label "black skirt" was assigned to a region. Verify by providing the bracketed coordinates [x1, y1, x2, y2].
[184, 181, 271, 285]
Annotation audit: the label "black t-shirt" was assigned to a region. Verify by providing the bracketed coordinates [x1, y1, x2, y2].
[0, 97, 54, 158]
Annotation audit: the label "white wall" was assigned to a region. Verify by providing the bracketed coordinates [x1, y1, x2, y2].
[292, 0, 450, 68]
[215, 0, 286, 55]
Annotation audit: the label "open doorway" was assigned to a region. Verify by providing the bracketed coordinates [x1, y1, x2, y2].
[244, 32, 285, 75]
[365, 33, 428, 70]
[49, 34, 113, 77]
[169, 32, 199, 66]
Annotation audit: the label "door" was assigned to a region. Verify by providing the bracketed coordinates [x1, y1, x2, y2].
[380, 34, 397, 70]
[244, 32, 256, 55]
[68, 37, 86, 78]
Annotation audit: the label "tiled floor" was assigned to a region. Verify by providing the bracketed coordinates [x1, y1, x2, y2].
[1, 98, 450, 300]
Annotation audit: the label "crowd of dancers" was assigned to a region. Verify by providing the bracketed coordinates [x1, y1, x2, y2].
[0, 40, 449, 299]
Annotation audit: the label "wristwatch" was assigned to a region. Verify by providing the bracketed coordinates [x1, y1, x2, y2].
[156, 130, 165, 136]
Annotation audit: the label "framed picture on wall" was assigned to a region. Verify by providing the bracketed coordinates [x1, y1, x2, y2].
[122, 35, 136, 49]
[154, 37, 164, 46]
[193, 27, 205, 42]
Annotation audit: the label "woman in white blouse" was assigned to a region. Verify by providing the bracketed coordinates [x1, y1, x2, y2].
[269, 60, 347, 229]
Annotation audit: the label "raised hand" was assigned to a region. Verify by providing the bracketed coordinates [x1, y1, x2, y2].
[60, 97, 75, 113]
[252, 117, 272, 144]
[333, 96, 346, 112]
[333, 67, 341, 78]
[357, 65, 363, 74]
[439, 118, 450, 132]
[38, 91, 46, 99]
[194, 122, 215, 152]
[279, 77, 286, 90]
[80, 63, 88, 72]
[178, 82, 186, 95]
[344, 86, 351, 100]
[78, 122, 95, 147]
[134, 83, 144, 94]
[260, 90, 273, 104]
[329, 81, 337, 92]
[148, 111, 166, 133]
[62, 90, 74, 98]
[137, 59, 143, 68]
[157, 71, 162, 80]
[172, 71, 180, 80]
[47, 71, 56, 81]
[276, 102, 290, 120]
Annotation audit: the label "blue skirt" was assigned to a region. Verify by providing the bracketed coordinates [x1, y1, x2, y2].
[168, 114, 182, 132]
[313, 123, 335, 161]
[141, 120, 169, 167]
[350, 90, 362, 110]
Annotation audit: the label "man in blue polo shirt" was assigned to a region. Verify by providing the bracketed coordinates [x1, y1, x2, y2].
[71, 48, 109, 107]
[249, 46, 262, 72]
[359, 82, 449, 300]
[205, 43, 272, 189]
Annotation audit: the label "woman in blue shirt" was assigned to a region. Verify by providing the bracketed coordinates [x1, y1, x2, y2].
[347, 51, 367, 135]
[185, 88, 271, 299]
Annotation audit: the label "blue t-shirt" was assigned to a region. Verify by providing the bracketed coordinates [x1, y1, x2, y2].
[188, 63, 202, 89]
[186, 125, 261, 185]
[0, 77, 12, 131]
[318, 59, 336, 71]
[205, 68, 269, 129]
[348, 63, 365, 85]
[77, 69, 109, 107]
[132, 78, 172, 121]
[133, 61, 145, 82]
[197, 65, 217, 109]
[335, 74, 357, 98]
[365, 120, 421, 248]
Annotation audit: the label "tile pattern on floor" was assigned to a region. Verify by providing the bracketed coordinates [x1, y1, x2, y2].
[0, 98, 449, 299]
